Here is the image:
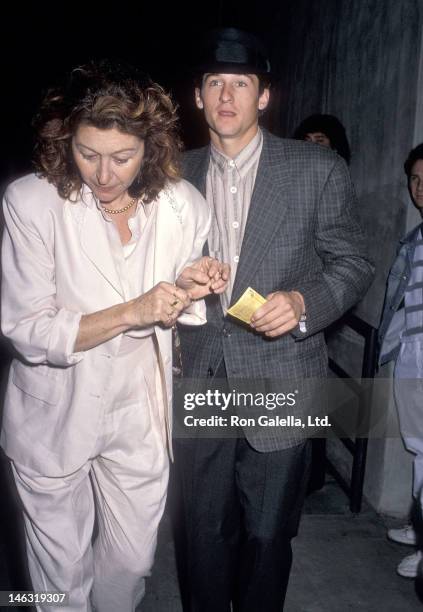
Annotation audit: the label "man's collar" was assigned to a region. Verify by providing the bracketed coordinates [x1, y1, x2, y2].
[210, 128, 263, 176]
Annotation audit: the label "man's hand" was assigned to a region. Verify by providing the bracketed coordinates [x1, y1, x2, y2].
[176, 257, 230, 300]
[250, 291, 305, 338]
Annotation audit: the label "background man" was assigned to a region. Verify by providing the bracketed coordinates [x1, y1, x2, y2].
[380, 143, 423, 579]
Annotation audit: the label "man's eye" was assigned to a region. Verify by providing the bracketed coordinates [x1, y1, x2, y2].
[209, 80, 221, 86]
[236, 81, 247, 87]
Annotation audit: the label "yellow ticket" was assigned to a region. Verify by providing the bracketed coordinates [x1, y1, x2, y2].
[227, 287, 267, 324]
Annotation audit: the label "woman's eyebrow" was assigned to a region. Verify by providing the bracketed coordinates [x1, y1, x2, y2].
[75, 143, 138, 154]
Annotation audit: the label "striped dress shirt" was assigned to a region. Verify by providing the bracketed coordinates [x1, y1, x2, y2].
[395, 228, 423, 382]
[206, 128, 263, 312]
[404, 228, 423, 339]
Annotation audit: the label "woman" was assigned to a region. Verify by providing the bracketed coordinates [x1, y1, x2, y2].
[1, 60, 228, 611]
[293, 113, 351, 164]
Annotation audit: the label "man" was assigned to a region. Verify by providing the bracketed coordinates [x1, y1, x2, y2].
[379, 143, 423, 578]
[173, 27, 374, 611]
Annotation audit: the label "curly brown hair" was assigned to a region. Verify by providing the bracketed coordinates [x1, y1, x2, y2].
[33, 59, 182, 203]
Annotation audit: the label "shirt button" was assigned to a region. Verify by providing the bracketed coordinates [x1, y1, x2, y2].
[230, 186, 237, 194]
[234, 255, 239, 263]
[232, 221, 239, 229]
[229, 160, 235, 167]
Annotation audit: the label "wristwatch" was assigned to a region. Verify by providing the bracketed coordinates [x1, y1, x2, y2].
[298, 312, 307, 333]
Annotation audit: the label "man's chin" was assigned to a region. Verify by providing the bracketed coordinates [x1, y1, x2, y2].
[211, 126, 240, 139]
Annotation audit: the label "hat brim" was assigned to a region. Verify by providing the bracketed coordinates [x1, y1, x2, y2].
[193, 62, 272, 79]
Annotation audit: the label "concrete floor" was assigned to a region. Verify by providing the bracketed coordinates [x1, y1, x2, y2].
[141, 478, 423, 611]
[2, 453, 422, 611]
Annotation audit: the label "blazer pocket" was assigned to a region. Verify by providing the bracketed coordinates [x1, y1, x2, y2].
[12, 362, 63, 405]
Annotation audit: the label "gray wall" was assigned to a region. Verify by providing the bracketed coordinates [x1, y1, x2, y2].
[270, 0, 422, 326]
[268, 0, 423, 515]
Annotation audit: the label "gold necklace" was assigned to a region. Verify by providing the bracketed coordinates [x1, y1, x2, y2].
[102, 197, 137, 215]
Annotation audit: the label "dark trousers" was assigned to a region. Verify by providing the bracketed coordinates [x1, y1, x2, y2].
[172, 434, 311, 612]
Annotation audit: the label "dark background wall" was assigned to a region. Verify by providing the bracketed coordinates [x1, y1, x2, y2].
[271, 0, 423, 327]
[1, 2, 285, 188]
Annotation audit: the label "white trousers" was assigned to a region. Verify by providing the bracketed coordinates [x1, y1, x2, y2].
[11, 336, 169, 612]
[394, 339, 423, 505]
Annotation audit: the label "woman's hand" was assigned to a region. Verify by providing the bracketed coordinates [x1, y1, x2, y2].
[176, 257, 230, 300]
[129, 282, 191, 328]
[75, 282, 191, 352]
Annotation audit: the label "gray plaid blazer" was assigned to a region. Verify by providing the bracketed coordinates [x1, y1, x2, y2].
[177, 130, 374, 451]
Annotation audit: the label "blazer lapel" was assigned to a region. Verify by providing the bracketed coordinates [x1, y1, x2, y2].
[190, 153, 212, 257]
[183, 146, 210, 196]
[78, 203, 125, 298]
[152, 192, 179, 286]
[230, 135, 293, 304]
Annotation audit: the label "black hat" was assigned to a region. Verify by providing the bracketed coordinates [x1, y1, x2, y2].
[193, 27, 271, 78]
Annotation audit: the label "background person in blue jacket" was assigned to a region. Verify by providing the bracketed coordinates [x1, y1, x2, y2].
[379, 143, 423, 578]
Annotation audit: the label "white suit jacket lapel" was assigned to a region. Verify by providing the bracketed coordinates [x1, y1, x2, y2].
[152, 187, 182, 286]
[75, 188, 125, 298]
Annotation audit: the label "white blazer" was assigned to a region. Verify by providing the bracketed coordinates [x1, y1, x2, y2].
[1, 174, 210, 476]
